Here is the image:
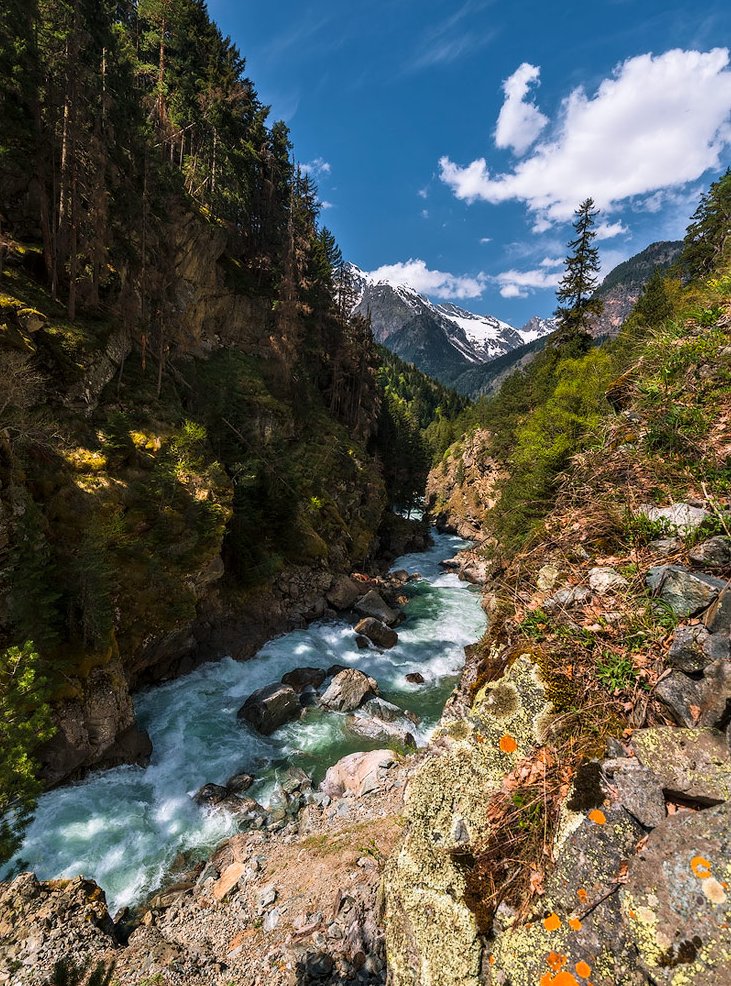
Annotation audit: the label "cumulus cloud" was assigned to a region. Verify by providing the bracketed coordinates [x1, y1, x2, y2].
[493, 260, 563, 299]
[301, 157, 332, 177]
[595, 221, 628, 240]
[440, 48, 731, 227]
[368, 259, 487, 300]
[495, 63, 548, 155]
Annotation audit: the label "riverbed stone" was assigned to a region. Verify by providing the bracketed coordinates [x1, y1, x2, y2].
[354, 616, 398, 649]
[354, 589, 401, 627]
[327, 575, 363, 610]
[237, 683, 302, 735]
[406, 672, 425, 684]
[319, 669, 379, 712]
[226, 772, 254, 793]
[345, 715, 416, 749]
[281, 667, 327, 692]
[321, 749, 397, 798]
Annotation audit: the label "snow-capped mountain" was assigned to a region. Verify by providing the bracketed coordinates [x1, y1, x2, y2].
[346, 264, 555, 385]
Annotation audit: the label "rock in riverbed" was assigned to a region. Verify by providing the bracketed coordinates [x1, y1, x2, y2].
[237, 683, 302, 735]
[355, 616, 398, 649]
[320, 668, 379, 712]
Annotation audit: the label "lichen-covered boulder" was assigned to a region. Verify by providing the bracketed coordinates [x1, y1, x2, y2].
[237, 682, 302, 735]
[383, 653, 553, 986]
[631, 727, 731, 803]
[319, 668, 379, 712]
[621, 802, 731, 983]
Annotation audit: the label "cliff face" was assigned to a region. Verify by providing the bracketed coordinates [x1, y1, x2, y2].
[425, 430, 504, 541]
[0, 206, 390, 786]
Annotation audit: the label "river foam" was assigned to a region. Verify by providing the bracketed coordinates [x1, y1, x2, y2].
[4, 530, 486, 912]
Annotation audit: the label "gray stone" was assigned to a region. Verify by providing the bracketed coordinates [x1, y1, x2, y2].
[632, 727, 731, 803]
[544, 585, 592, 611]
[668, 625, 720, 672]
[281, 667, 327, 692]
[327, 575, 363, 610]
[589, 566, 629, 595]
[689, 535, 731, 570]
[226, 772, 254, 793]
[345, 715, 416, 749]
[319, 669, 379, 712]
[237, 683, 302, 736]
[321, 749, 396, 798]
[354, 589, 401, 626]
[638, 502, 710, 533]
[704, 587, 731, 634]
[603, 758, 666, 828]
[648, 536, 681, 556]
[646, 565, 724, 617]
[622, 802, 731, 983]
[354, 617, 398, 649]
[656, 671, 706, 727]
[361, 696, 419, 725]
[536, 563, 560, 591]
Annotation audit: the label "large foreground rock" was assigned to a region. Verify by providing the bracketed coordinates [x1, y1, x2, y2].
[326, 575, 363, 610]
[319, 668, 378, 712]
[321, 749, 397, 798]
[646, 565, 724, 617]
[354, 616, 398, 649]
[632, 727, 731, 803]
[237, 683, 301, 735]
[354, 589, 401, 626]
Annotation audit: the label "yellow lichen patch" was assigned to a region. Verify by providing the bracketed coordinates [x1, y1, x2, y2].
[690, 855, 712, 879]
[588, 809, 606, 826]
[543, 913, 562, 932]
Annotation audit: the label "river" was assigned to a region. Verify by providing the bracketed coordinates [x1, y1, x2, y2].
[4, 530, 486, 914]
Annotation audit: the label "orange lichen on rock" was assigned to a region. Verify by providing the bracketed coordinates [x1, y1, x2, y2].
[568, 917, 582, 931]
[543, 913, 562, 932]
[588, 809, 606, 825]
[499, 734, 518, 753]
[690, 855, 712, 879]
[547, 951, 567, 971]
[575, 960, 592, 979]
[577, 888, 588, 904]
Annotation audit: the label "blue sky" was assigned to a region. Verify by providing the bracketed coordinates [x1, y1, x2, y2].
[208, 0, 731, 324]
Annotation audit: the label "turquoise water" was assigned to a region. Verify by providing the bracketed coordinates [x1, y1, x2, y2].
[4, 530, 486, 912]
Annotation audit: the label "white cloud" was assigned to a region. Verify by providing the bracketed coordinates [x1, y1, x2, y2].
[368, 259, 486, 300]
[493, 265, 563, 299]
[595, 221, 628, 240]
[495, 63, 549, 155]
[479, 236, 492, 244]
[540, 256, 563, 267]
[418, 186, 429, 199]
[441, 48, 731, 227]
[421, 209, 430, 219]
[301, 157, 332, 177]
[320, 200, 334, 210]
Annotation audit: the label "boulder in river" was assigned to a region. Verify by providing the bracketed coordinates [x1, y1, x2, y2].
[281, 667, 327, 692]
[346, 715, 416, 749]
[354, 617, 398, 649]
[321, 749, 397, 798]
[405, 672, 425, 684]
[226, 772, 255, 793]
[361, 696, 419, 725]
[355, 634, 370, 649]
[354, 589, 401, 627]
[326, 575, 363, 610]
[319, 668, 379, 712]
[237, 683, 302, 735]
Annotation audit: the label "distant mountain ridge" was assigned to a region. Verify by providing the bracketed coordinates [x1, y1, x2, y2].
[347, 264, 555, 385]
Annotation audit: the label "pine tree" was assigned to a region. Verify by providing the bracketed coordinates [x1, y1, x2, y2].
[682, 169, 731, 278]
[555, 198, 604, 340]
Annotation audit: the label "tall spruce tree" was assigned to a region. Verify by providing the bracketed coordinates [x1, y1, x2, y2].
[682, 169, 731, 279]
[555, 198, 603, 340]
